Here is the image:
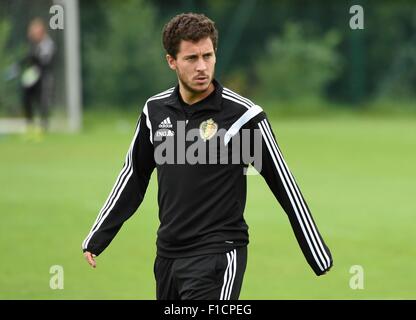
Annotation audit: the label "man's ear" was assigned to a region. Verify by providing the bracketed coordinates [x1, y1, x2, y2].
[166, 54, 176, 71]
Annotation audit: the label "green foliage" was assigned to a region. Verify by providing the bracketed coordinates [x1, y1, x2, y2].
[84, 0, 175, 108]
[0, 20, 11, 67]
[255, 22, 342, 103]
[364, 3, 416, 102]
[376, 42, 416, 100]
[77, 1, 416, 109]
[0, 19, 20, 115]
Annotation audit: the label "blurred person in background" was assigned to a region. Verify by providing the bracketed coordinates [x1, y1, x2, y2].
[20, 18, 55, 136]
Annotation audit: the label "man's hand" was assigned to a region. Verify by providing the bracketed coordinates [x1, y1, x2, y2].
[84, 251, 97, 268]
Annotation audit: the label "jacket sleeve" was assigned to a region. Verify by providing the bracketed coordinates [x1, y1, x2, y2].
[82, 110, 155, 256]
[247, 111, 333, 276]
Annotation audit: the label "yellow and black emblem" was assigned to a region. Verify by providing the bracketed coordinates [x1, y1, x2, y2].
[199, 118, 218, 141]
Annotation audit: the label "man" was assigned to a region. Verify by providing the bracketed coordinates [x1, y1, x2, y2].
[82, 13, 333, 300]
[21, 18, 55, 133]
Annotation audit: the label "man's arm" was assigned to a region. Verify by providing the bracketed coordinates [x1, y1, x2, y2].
[247, 112, 333, 276]
[81, 109, 155, 263]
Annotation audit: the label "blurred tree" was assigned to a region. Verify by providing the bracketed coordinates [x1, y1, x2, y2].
[255, 22, 342, 103]
[0, 18, 21, 115]
[369, 3, 416, 101]
[377, 41, 416, 100]
[79, 0, 111, 107]
[83, 0, 174, 108]
[76, 0, 416, 108]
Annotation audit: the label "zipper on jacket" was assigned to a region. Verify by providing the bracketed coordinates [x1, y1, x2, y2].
[183, 109, 192, 128]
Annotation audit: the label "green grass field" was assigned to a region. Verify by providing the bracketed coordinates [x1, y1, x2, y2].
[1, 111, 415, 299]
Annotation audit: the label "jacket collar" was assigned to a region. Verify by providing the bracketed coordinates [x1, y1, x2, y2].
[163, 79, 223, 112]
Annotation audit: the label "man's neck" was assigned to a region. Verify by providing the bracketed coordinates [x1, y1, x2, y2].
[179, 82, 215, 105]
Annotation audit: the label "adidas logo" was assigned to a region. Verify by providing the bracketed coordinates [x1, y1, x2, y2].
[159, 117, 173, 129]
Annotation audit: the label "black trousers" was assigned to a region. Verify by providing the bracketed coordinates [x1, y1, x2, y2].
[22, 75, 53, 130]
[154, 246, 247, 300]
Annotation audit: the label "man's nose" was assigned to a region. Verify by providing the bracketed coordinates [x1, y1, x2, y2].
[196, 58, 207, 72]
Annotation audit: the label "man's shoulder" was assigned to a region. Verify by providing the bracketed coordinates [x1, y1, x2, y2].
[141, 87, 175, 115]
[222, 87, 257, 110]
[221, 86, 261, 115]
[146, 87, 176, 104]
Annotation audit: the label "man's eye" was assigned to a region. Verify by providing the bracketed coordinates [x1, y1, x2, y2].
[187, 57, 196, 61]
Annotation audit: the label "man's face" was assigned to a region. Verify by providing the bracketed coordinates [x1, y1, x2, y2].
[28, 22, 45, 43]
[167, 37, 216, 94]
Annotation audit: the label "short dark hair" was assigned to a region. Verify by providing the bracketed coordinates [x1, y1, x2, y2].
[162, 13, 218, 58]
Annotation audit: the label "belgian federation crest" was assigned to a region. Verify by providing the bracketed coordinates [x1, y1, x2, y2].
[199, 118, 218, 141]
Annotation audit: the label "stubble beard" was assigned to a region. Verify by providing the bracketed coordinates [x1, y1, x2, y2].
[177, 69, 215, 95]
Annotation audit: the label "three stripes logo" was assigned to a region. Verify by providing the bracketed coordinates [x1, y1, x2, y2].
[159, 117, 173, 129]
[156, 117, 175, 137]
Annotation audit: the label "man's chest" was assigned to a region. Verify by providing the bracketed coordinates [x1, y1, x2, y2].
[149, 108, 242, 165]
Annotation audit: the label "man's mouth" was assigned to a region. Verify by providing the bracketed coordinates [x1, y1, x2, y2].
[194, 75, 209, 83]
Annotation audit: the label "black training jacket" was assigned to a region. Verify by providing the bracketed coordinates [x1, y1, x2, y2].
[82, 79, 333, 276]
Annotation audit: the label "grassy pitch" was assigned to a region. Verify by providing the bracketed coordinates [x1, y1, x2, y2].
[0, 112, 415, 299]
